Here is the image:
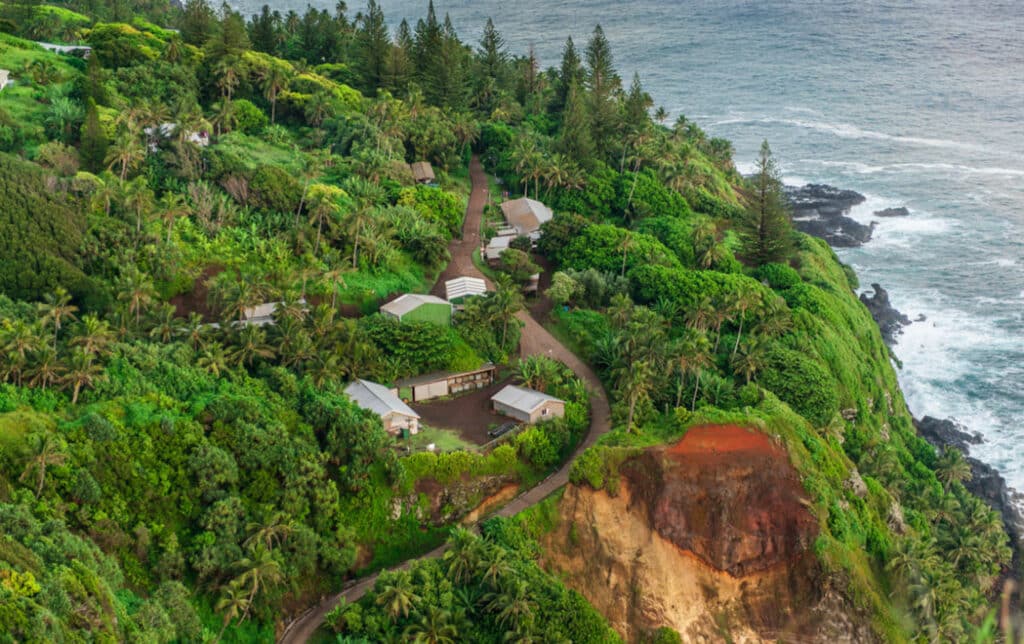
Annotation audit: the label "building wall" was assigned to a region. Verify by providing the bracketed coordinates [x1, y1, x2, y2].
[401, 302, 452, 326]
[529, 400, 565, 423]
[493, 401, 531, 424]
[382, 411, 419, 435]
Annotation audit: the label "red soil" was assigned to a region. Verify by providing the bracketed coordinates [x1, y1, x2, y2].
[666, 423, 784, 457]
[623, 424, 818, 577]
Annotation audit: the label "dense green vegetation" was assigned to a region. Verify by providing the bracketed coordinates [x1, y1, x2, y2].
[0, 0, 1013, 641]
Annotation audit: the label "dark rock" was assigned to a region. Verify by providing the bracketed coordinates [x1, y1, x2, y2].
[859, 283, 912, 344]
[784, 184, 875, 247]
[914, 416, 983, 452]
[874, 207, 910, 217]
[914, 416, 1024, 572]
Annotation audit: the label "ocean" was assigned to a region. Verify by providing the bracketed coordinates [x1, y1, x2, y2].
[235, 0, 1024, 487]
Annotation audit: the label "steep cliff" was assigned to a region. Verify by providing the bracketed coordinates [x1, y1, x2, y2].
[543, 425, 877, 642]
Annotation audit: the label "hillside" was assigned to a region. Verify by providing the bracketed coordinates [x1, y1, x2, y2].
[0, 1, 1014, 642]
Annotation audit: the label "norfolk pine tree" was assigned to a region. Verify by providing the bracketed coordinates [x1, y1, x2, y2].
[740, 140, 795, 266]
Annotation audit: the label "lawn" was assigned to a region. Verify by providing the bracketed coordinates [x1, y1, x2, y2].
[405, 425, 473, 452]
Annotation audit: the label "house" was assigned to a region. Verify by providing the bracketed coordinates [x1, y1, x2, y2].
[35, 42, 92, 58]
[409, 161, 436, 184]
[393, 364, 497, 402]
[241, 302, 280, 326]
[484, 234, 515, 264]
[500, 197, 553, 238]
[380, 293, 452, 325]
[444, 276, 487, 303]
[143, 122, 210, 153]
[0, 70, 10, 91]
[491, 385, 565, 424]
[345, 379, 420, 435]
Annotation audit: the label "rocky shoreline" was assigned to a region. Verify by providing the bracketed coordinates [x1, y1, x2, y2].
[787, 182, 1024, 572]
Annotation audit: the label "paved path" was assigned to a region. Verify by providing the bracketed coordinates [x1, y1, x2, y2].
[278, 156, 612, 644]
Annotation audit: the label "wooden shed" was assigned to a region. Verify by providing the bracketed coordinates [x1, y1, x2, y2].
[345, 379, 420, 435]
[410, 161, 436, 184]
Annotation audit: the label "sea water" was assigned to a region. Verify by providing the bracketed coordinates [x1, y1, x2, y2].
[233, 0, 1024, 488]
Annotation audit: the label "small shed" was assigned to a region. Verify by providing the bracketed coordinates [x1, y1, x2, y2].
[484, 234, 515, 263]
[35, 42, 92, 58]
[491, 385, 565, 424]
[346, 379, 420, 435]
[380, 293, 453, 325]
[500, 198, 553, 237]
[241, 302, 280, 327]
[445, 276, 487, 303]
[0, 70, 10, 91]
[394, 364, 497, 402]
[410, 161, 436, 184]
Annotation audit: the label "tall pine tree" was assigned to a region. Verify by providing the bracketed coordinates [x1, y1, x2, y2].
[554, 36, 582, 113]
[354, 0, 390, 94]
[80, 99, 108, 173]
[739, 140, 795, 266]
[584, 25, 621, 159]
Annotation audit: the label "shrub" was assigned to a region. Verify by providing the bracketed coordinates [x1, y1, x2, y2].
[755, 262, 802, 290]
[232, 98, 268, 134]
[758, 345, 839, 426]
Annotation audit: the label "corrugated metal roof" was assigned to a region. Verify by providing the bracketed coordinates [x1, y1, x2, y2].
[491, 385, 563, 414]
[445, 276, 487, 301]
[380, 293, 451, 318]
[500, 198, 553, 235]
[484, 234, 514, 260]
[345, 379, 420, 418]
[243, 302, 280, 320]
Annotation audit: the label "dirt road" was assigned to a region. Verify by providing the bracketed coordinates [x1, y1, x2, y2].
[278, 156, 612, 644]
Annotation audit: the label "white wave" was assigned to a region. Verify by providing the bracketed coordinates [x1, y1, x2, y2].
[781, 174, 810, 187]
[709, 115, 1013, 157]
[887, 162, 1024, 178]
[783, 105, 825, 116]
[734, 160, 757, 175]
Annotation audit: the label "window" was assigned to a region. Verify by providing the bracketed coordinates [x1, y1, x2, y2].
[541, 408, 548, 416]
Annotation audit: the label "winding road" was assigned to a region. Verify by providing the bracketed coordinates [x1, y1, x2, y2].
[278, 156, 612, 644]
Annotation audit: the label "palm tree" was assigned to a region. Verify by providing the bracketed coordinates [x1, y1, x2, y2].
[478, 545, 512, 589]
[617, 359, 655, 433]
[935, 447, 972, 490]
[36, 287, 77, 350]
[486, 580, 536, 628]
[730, 337, 766, 385]
[234, 544, 284, 613]
[19, 433, 66, 497]
[28, 347, 64, 390]
[230, 325, 276, 368]
[122, 176, 156, 240]
[105, 127, 146, 181]
[344, 206, 376, 269]
[375, 571, 420, 622]
[91, 173, 123, 216]
[182, 312, 208, 350]
[675, 331, 713, 410]
[214, 582, 251, 643]
[158, 192, 191, 244]
[116, 268, 156, 326]
[71, 315, 114, 357]
[729, 290, 762, 357]
[444, 527, 483, 585]
[403, 606, 458, 644]
[197, 342, 231, 377]
[619, 232, 634, 277]
[244, 513, 295, 550]
[306, 184, 346, 257]
[489, 277, 524, 351]
[214, 56, 243, 101]
[260, 65, 290, 124]
[63, 350, 104, 404]
[149, 305, 183, 343]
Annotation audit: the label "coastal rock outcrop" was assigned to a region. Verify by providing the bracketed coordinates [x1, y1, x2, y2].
[541, 425, 874, 642]
[859, 283, 912, 343]
[874, 207, 909, 217]
[784, 184, 874, 247]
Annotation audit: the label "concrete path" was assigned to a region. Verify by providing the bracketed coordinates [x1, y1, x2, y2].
[278, 156, 612, 644]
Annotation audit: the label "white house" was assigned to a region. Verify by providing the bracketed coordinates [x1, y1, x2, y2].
[0, 70, 11, 91]
[346, 379, 420, 435]
[143, 122, 210, 153]
[491, 385, 565, 424]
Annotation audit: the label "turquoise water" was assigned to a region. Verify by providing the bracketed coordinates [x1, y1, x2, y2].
[236, 0, 1024, 486]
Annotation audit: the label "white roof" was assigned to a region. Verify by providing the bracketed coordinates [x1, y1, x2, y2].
[491, 385, 563, 414]
[445, 276, 487, 301]
[243, 302, 280, 320]
[345, 379, 420, 419]
[484, 234, 515, 261]
[500, 198, 553, 235]
[380, 293, 451, 318]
